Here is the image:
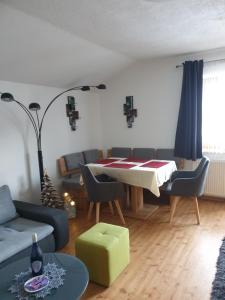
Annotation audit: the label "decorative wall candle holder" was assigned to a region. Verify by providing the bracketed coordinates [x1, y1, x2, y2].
[66, 96, 79, 131]
[123, 96, 137, 128]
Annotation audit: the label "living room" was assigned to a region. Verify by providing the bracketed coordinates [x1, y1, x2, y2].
[0, 1, 225, 299]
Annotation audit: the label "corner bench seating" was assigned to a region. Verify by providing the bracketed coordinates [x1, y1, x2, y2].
[58, 149, 103, 210]
[108, 147, 181, 168]
[110, 147, 132, 158]
[132, 148, 155, 160]
[58, 147, 181, 211]
[0, 185, 69, 268]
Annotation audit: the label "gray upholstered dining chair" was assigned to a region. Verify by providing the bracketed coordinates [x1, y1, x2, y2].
[133, 148, 156, 160]
[162, 156, 209, 224]
[79, 164, 126, 224]
[111, 147, 132, 158]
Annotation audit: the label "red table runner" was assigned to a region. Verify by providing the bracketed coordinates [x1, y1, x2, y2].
[123, 157, 149, 163]
[104, 163, 136, 169]
[141, 161, 169, 168]
[96, 158, 119, 164]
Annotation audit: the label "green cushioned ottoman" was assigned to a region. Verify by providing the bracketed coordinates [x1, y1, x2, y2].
[75, 222, 130, 287]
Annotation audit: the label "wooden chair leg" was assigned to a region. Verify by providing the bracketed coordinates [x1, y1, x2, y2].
[114, 199, 126, 225]
[108, 201, 114, 215]
[87, 202, 94, 220]
[170, 196, 180, 224]
[193, 197, 200, 225]
[96, 202, 100, 223]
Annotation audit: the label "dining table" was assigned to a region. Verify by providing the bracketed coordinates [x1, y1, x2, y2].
[86, 157, 177, 220]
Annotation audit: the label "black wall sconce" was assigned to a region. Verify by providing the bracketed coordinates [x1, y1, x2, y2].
[66, 96, 79, 131]
[123, 96, 137, 128]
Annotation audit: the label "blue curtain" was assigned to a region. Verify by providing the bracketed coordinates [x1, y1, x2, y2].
[174, 60, 204, 160]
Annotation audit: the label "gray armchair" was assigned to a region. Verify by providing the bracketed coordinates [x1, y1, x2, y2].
[80, 164, 125, 224]
[163, 156, 209, 224]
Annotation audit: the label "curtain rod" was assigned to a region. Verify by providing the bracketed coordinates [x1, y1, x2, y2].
[176, 58, 225, 68]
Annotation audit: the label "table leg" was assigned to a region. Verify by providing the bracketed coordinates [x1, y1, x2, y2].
[123, 186, 159, 220]
[126, 184, 130, 208]
[130, 186, 143, 212]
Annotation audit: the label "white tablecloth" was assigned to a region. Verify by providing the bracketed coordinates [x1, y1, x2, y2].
[87, 158, 177, 197]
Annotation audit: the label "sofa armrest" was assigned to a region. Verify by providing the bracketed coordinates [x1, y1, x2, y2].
[13, 201, 69, 250]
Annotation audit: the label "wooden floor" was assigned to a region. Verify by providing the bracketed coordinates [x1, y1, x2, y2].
[60, 198, 225, 300]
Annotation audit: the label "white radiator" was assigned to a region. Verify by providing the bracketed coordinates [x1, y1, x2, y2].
[204, 160, 225, 198]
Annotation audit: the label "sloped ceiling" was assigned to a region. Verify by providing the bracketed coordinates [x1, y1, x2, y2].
[1, 0, 225, 87]
[0, 2, 133, 88]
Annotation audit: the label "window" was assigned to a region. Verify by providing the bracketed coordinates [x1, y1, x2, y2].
[202, 62, 225, 153]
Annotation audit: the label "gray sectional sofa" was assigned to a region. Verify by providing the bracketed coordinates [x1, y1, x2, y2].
[0, 185, 69, 268]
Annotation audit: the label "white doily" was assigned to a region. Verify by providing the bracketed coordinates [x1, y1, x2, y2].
[9, 263, 66, 299]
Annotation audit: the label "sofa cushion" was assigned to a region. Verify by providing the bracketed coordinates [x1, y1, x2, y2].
[0, 217, 53, 263]
[0, 185, 17, 225]
[83, 149, 100, 164]
[63, 152, 84, 171]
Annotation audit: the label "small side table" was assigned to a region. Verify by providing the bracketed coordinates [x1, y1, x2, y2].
[0, 253, 89, 300]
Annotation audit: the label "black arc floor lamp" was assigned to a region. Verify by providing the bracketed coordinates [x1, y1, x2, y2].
[0, 84, 106, 189]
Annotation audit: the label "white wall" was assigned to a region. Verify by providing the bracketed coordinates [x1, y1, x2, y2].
[100, 57, 181, 149]
[1, 48, 225, 201]
[0, 80, 102, 203]
[100, 48, 225, 153]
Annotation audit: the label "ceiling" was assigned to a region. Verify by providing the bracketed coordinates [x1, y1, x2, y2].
[1, 0, 225, 88]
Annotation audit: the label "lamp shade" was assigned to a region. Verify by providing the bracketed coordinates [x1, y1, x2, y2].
[97, 84, 106, 90]
[29, 102, 41, 111]
[1, 93, 14, 102]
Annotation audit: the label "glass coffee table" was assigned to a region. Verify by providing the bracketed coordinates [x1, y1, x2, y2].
[0, 253, 89, 300]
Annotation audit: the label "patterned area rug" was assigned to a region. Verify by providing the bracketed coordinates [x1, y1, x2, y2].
[211, 238, 225, 300]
